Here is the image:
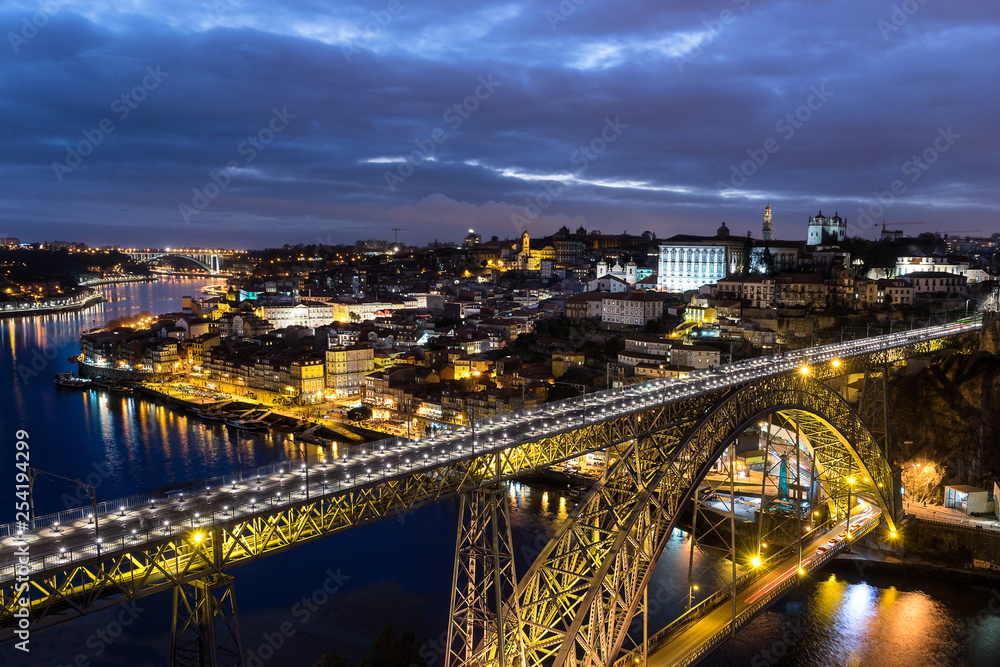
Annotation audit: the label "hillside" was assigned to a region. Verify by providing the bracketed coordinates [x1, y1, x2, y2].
[890, 350, 1000, 490]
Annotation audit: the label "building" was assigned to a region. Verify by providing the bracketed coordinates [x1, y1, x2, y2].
[903, 271, 968, 297]
[876, 279, 914, 306]
[594, 260, 638, 286]
[602, 291, 664, 327]
[216, 311, 272, 338]
[657, 223, 745, 293]
[325, 344, 375, 398]
[762, 204, 773, 241]
[258, 301, 334, 329]
[806, 210, 846, 245]
[716, 276, 775, 308]
[564, 292, 606, 323]
[944, 485, 989, 515]
[623, 334, 672, 358]
[774, 274, 829, 308]
[670, 343, 721, 369]
[552, 352, 585, 378]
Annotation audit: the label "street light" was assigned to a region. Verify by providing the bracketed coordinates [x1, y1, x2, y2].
[687, 584, 699, 610]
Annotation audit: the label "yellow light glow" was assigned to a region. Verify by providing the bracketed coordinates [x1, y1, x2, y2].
[193, 532, 204, 543]
[832, 359, 841, 367]
[800, 366, 809, 375]
[751, 556, 761, 568]
[890, 531, 897, 538]
[848, 476, 855, 484]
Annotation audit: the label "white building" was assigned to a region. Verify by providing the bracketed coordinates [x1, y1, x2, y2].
[806, 210, 847, 245]
[257, 301, 335, 329]
[657, 223, 745, 293]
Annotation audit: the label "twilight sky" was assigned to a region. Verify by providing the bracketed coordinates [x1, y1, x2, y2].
[1, 0, 998, 248]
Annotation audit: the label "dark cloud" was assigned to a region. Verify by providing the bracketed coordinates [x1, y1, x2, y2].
[0, 0, 997, 248]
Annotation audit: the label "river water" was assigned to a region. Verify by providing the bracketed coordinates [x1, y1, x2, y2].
[1, 277, 997, 666]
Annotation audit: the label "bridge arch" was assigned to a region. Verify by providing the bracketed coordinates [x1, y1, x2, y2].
[128, 252, 221, 273]
[503, 373, 897, 667]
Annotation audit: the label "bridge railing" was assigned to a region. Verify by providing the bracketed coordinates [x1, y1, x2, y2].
[616, 518, 880, 667]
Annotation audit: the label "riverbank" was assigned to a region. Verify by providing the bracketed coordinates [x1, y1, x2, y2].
[830, 552, 1000, 585]
[135, 382, 386, 446]
[0, 290, 105, 318]
[79, 275, 157, 287]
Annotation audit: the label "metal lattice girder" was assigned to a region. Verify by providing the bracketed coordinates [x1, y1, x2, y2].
[500, 374, 897, 667]
[0, 396, 710, 635]
[171, 573, 244, 667]
[446, 488, 524, 667]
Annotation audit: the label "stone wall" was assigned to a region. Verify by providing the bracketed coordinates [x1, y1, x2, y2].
[902, 517, 1000, 570]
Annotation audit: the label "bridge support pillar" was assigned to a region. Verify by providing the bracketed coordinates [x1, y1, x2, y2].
[446, 486, 523, 667]
[171, 573, 245, 667]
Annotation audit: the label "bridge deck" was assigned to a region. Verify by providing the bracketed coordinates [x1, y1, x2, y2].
[1, 319, 978, 634]
[630, 506, 881, 667]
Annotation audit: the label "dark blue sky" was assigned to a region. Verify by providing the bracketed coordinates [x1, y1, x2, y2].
[1, 0, 997, 248]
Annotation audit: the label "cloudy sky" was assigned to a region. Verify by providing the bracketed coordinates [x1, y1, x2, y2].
[1, 0, 998, 248]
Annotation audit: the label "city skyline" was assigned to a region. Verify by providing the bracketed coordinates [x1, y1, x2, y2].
[1, 0, 998, 248]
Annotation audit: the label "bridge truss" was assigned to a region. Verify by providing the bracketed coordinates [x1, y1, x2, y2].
[462, 370, 901, 667]
[0, 326, 974, 665]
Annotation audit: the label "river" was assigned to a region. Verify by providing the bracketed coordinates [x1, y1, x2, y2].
[1, 277, 997, 666]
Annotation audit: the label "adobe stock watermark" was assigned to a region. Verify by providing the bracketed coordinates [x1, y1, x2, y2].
[674, 0, 751, 73]
[179, 107, 296, 224]
[13, 429, 31, 653]
[509, 116, 628, 230]
[211, 0, 242, 20]
[51, 65, 169, 182]
[716, 84, 832, 192]
[54, 600, 145, 667]
[382, 75, 501, 192]
[545, 0, 588, 31]
[7, 0, 71, 54]
[342, 0, 412, 63]
[750, 617, 805, 666]
[878, 0, 929, 41]
[853, 126, 960, 232]
[245, 567, 350, 666]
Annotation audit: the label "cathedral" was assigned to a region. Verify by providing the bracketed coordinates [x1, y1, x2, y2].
[807, 210, 847, 245]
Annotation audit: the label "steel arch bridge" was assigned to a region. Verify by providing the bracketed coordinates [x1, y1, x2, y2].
[0, 320, 979, 665]
[126, 250, 222, 274]
[470, 372, 896, 667]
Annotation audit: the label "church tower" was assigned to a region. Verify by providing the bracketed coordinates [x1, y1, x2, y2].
[521, 229, 530, 255]
[762, 204, 773, 241]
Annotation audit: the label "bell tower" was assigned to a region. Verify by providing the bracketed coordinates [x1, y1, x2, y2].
[762, 203, 773, 241]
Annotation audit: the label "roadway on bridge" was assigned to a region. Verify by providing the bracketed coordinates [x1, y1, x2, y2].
[644, 503, 880, 667]
[1, 320, 976, 630]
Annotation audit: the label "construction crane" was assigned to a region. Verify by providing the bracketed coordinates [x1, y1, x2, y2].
[390, 228, 410, 244]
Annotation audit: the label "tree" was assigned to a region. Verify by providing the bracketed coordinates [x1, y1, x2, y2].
[740, 232, 754, 275]
[360, 626, 422, 667]
[347, 406, 372, 422]
[313, 626, 423, 667]
[313, 653, 353, 667]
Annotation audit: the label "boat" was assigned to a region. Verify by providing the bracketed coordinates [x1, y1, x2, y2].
[54, 373, 93, 389]
[194, 408, 229, 422]
[226, 418, 269, 432]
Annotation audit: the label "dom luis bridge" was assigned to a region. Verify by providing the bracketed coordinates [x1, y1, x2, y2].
[0, 317, 985, 666]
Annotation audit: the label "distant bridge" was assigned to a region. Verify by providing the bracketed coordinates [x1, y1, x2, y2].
[125, 249, 223, 274]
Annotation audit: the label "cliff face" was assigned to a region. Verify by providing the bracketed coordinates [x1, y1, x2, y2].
[889, 351, 1000, 489]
